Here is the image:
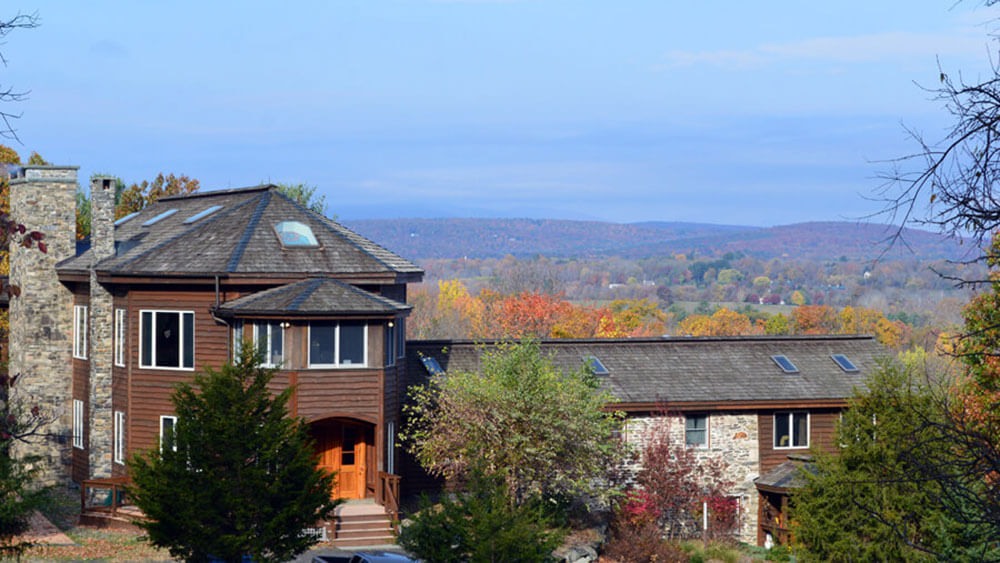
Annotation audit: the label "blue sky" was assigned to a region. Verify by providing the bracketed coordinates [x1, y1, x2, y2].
[5, 1, 999, 225]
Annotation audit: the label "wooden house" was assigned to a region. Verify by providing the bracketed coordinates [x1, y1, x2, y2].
[405, 335, 883, 545]
[8, 167, 422, 543]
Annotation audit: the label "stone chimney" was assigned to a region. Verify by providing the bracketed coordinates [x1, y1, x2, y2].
[88, 177, 115, 478]
[8, 165, 78, 486]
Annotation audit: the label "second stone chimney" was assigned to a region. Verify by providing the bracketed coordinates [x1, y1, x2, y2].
[88, 176, 116, 479]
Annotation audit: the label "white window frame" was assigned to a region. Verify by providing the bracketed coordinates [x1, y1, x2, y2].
[774, 411, 810, 449]
[384, 322, 396, 368]
[159, 415, 178, 452]
[73, 305, 88, 360]
[396, 317, 405, 359]
[254, 322, 284, 368]
[113, 410, 126, 464]
[386, 421, 395, 474]
[114, 308, 126, 367]
[139, 310, 195, 371]
[72, 399, 84, 449]
[307, 322, 368, 368]
[685, 413, 709, 449]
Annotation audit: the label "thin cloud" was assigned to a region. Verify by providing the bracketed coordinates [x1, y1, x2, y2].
[654, 30, 988, 70]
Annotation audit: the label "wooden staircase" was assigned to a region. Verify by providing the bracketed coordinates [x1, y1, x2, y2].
[332, 501, 396, 547]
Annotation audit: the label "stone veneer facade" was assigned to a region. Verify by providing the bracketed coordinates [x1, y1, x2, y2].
[8, 165, 78, 486]
[626, 412, 760, 544]
[88, 177, 115, 478]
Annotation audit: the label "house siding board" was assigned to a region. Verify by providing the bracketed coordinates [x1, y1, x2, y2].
[295, 370, 381, 422]
[758, 408, 840, 473]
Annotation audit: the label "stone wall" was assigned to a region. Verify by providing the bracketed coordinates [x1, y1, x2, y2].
[88, 177, 115, 478]
[626, 412, 760, 544]
[9, 165, 79, 486]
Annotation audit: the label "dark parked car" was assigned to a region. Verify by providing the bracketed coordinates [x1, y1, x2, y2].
[312, 551, 418, 563]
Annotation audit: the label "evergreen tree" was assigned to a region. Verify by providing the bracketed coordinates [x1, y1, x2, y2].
[128, 347, 338, 563]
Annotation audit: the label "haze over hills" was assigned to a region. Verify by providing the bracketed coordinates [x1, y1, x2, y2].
[343, 218, 973, 262]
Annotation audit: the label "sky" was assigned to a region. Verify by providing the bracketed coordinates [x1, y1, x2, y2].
[4, 1, 1000, 225]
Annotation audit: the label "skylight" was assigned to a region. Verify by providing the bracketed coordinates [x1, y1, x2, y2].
[831, 354, 859, 372]
[420, 356, 444, 376]
[142, 209, 178, 227]
[771, 355, 799, 373]
[115, 211, 140, 226]
[183, 205, 223, 224]
[584, 355, 610, 376]
[274, 221, 319, 246]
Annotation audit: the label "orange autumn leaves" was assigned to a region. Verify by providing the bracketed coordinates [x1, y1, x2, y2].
[412, 280, 905, 347]
[411, 280, 668, 339]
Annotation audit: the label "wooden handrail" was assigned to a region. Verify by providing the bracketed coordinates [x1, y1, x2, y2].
[376, 471, 401, 531]
[80, 476, 131, 515]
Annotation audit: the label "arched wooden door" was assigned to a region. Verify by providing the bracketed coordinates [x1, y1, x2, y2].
[312, 419, 372, 500]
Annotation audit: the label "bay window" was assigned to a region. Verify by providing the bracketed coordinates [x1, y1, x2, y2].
[309, 321, 367, 368]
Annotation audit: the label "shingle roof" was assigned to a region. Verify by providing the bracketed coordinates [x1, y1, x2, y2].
[58, 185, 423, 279]
[406, 335, 885, 405]
[755, 454, 816, 491]
[216, 278, 411, 317]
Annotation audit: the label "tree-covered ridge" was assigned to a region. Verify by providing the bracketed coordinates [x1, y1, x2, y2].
[345, 218, 970, 261]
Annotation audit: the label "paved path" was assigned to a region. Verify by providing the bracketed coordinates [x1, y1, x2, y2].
[16, 510, 76, 546]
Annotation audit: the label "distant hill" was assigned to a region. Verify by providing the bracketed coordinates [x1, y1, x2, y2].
[342, 218, 972, 262]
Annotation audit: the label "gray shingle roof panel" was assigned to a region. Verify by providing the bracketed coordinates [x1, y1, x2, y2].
[58, 186, 423, 278]
[218, 278, 411, 316]
[406, 336, 884, 405]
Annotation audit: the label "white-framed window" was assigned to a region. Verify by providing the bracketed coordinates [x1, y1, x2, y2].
[73, 305, 88, 360]
[386, 421, 395, 474]
[234, 321, 284, 367]
[113, 410, 126, 464]
[384, 322, 396, 367]
[72, 399, 84, 449]
[114, 308, 126, 367]
[160, 415, 178, 452]
[308, 321, 368, 368]
[396, 317, 405, 359]
[685, 414, 709, 448]
[774, 411, 809, 449]
[140, 310, 195, 370]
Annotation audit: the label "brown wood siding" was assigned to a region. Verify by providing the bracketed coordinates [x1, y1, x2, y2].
[758, 408, 841, 473]
[126, 287, 231, 455]
[295, 369, 382, 422]
[72, 291, 89, 482]
[112, 296, 129, 478]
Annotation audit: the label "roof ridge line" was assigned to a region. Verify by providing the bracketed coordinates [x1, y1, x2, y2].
[336, 278, 409, 308]
[226, 278, 311, 311]
[226, 191, 272, 272]
[288, 278, 324, 312]
[273, 190, 397, 272]
[111, 195, 261, 271]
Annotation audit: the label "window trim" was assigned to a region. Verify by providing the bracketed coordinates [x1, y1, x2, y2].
[72, 399, 84, 449]
[307, 321, 369, 369]
[384, 322, 396, 368]
[685, 413, 710, 449]
[773, 411, 810, 449]
[114, 308, 126, 367]
[253, 321, 285, 368]
[139, 310, 195, 371]
[73, 305, 88, 360]
[113, 410, 126, 464]
[386, 421, 395, 474]
[396, 318, 405, 359]
[159, 415, 178, 452]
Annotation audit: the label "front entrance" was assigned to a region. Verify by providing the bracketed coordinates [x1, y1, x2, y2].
[312, 419, 374, 500]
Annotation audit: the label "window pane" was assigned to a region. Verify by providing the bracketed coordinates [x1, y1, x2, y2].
[396, 318, 405, 358]
[141, 312, 153, 366]
[155, 312, 180, 368]
[384, 324, 394, 367]
[339, 322, 365, 365]
[269, 322, 283, 366]
[310, 322, 336, 365]
[183, 313, 194, 368]
[686, 415, 707, 446]
[775, 413, 790, 447]
[793, 413, 808, 447]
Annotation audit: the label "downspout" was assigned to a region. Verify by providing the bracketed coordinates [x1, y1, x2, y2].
[210, 274, 231, 352]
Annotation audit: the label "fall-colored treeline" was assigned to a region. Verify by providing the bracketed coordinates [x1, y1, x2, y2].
[409, 280, 910, 348]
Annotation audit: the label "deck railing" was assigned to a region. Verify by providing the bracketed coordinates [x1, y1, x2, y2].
[80, 476, 132, 515]
[376, 471, 401, 530]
